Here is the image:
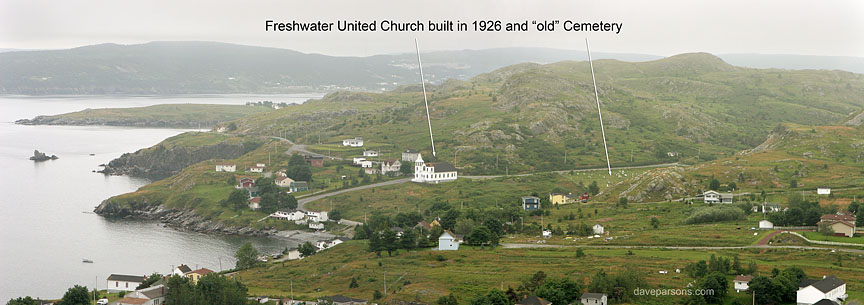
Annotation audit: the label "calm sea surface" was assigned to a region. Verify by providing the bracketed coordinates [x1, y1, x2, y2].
[0, 94, 322, 300]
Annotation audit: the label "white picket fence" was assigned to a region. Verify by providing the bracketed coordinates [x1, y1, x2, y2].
[786, 231, 864, 247]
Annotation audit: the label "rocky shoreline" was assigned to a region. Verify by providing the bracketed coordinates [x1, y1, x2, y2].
[94, 199, 275, 236]
[15, 116, 218, 129]
[99, 141, 249, 179]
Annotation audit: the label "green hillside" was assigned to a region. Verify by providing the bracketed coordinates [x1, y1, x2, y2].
[232, 53, 864, 175]
[15, 103, 273, 128]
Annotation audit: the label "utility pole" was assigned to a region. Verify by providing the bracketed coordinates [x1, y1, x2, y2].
[630, 149, 634, 163]
[384, 269, 387, 296]
[496, 153, 499, 168]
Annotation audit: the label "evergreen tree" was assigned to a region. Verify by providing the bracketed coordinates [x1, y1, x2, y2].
[234, 242, 260, 269]
[58, 285, 90, 305]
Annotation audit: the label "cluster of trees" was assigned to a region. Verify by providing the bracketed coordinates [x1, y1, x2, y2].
[682, 255, 756, 304]
[7, 285, 91, 305]
[748, 267, 808, 304]
[234, 242, 262, 270]
[685, 206, 746, 224]
[707, 178, 737, 192]
[462, 268, 647, 305]
[164, 274, 254, 305]
[768, 193, 832, 226]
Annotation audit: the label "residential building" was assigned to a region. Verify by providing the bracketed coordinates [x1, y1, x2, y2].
[215, 163, 236, 172]
[580, 292, 608, 305]
[438, 230, 461, 251]
[734, 275, 752, 292]
[248, 197, 260, 210]
[305, 156, 324, 167]
[236, 177, 255, 189]
[249, 166, 264, 173]
[271, 209, 306, 221]
[307, 211, 329, 222]
[549, 193, 575, 205]
[753, 202, 783, 213]
[275, 176, 294, 188]
[522, 196, 541, 210]
[352, 157, 366, 165]
[759, 220, 774, 229]
[256, 163, 265, 167]
[342, 137, 364, 147]
[401, 149, 420, 162]
[411, 154, 458, 183]
[363, 150, 378, 157]
[309, 222, 325, 230]
[320, 295, 367, 305]
[107, 274, 146, 293]
[290, 181, 309, 193]
[579, 192, 591, 203]
[516, 296, 551, 305]
[381, 159, 401, 175]
[796, 275, 846, 305]
[818, 214, 857, 237]
[817, 187, 831, 195]
[115, 297, 150, 305]
[123, 285, 167, 305]
[703, 190, 733, 204]
[593, 224, 605, 235]
[185, 268, 214, 284]
[173, 265, 191, 276]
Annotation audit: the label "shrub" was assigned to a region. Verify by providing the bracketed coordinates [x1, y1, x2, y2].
[685, 206, 746, 224]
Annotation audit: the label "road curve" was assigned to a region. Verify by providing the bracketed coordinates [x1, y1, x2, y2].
[297, 178, 412, 211]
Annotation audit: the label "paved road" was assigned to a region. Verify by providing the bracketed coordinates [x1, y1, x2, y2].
[500, 243, 864, 254]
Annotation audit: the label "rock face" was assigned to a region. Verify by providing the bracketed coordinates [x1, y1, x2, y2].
[599, 167, 695, 202]
[99, 142, 247, 179]
[93, 198, 273, 236]
[29, 149, 58, 161]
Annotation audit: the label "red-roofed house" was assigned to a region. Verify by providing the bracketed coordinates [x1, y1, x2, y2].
[818, 214, 857, 237]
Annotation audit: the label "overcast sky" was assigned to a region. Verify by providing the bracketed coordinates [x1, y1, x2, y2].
[1, 0, 863, 57]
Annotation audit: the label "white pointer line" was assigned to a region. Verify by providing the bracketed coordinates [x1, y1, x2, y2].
[585, 38, 612, 176]
[415, 38, 436, 157]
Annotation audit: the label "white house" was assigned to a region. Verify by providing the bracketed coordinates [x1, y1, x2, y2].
[248, 197, 260, 210]
[797, 275, 846, 305]
[107, 274, 146, 293]
[817, 187, 831, 195]
[734, 275, 752, 292]
[753, 202, 783, 213]
[593, 224, 605, 235]
[307, 211, 329, 222]
[342, 137, 364, 147]
[438, 230, 461, 251]
[401, 149, 420, 162]
[271, 210, 306, 221]
[759, 220, 774, 229]
[703, 190, 733, 204]
[360, 160, 374, 168]
[173, 265, 192, 276]
[123, 284, 167, 305]
[276, 176, 294, 188]
[363, 150, 378, 157]
[249, 166, 264, 173]
[381, 160, 401, 175]
[309, 222, 325, 230]
[411, 154, 458, 184]
[215, 163, 236, 172]
[580, 292, 607, 305]
[352, 157, 366, 165]
[256, 163, 266, 168]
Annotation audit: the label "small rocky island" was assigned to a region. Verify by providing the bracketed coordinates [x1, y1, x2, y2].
[30, 150, 58, 161]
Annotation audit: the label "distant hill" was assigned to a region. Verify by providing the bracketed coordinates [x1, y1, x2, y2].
[719, 54, 864, 74]
[0, 41, 661, 95]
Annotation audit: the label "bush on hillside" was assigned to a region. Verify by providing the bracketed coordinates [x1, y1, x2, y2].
[685, 206, 745, 224]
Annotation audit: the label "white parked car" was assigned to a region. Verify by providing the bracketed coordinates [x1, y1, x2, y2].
[97, 299, 109, 305]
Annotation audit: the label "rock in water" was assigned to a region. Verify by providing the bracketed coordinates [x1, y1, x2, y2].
[29, 149, 58, 161]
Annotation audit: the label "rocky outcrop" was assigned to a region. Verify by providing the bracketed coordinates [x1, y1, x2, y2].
[846, 111, 864, 126]
[99, 141, 248, 179]
[94, 199, 274, 236]
[598, 167, 695, 202]
[738, 125, 792, 155]
[29, 149, 58, 161]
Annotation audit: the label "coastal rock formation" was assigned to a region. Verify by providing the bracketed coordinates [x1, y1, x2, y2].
[99, 141, 249, 179]
[93, 199, 274, 236]
[29, 150, 58, 161]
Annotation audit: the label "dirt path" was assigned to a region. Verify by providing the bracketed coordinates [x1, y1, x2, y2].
[756, 230, 781, 245]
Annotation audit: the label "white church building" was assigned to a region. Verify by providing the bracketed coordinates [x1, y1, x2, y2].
[411, 154, 458, 183]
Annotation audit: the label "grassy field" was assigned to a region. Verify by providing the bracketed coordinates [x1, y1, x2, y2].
[236, 241, 864, 304]
[801, 231, 864, 245]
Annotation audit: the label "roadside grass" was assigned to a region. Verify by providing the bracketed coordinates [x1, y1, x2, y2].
[801, 231, 864, 245]
[237, 241, 864, 304]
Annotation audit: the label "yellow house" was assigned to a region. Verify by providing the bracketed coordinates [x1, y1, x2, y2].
[185, 268, 214, 284]
[549, 193, 572, 205]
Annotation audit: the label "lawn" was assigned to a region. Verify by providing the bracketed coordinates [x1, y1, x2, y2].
[801, 231, 864, 245]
